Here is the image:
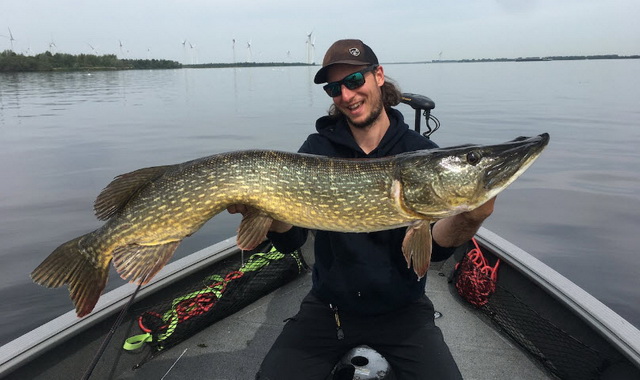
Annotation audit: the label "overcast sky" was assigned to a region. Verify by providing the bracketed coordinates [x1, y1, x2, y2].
[2, 0, 639, 64]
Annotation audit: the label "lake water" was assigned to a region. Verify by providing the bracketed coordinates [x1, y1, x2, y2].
[0, 60, 639, 346]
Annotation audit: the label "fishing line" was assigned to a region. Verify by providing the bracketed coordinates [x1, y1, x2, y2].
[160, 348, 188, 380]
[81, 282, 144, 380]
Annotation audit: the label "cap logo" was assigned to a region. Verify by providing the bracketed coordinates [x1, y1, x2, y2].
[348, 48, 361, 57]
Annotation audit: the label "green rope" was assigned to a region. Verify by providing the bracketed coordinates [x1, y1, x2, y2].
[124, 247, 292, 351]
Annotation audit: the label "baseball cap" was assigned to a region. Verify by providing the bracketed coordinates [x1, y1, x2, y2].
[313, 39, 379, 84]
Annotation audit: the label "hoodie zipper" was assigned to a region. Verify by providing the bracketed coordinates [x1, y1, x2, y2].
[330, 304, 344, 340]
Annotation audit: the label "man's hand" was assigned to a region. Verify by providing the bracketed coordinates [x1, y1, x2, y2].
[226, 204, 293, 233]
[432, 197, 496, 248]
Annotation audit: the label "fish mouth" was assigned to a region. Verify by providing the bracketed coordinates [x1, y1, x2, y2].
[483, 133, 550, 191]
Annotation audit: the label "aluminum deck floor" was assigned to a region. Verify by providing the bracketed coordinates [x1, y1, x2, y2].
[8, 246, 554, 380]
[115, 261, 552, 379]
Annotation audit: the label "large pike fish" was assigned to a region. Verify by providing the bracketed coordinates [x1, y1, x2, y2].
[32, 133, 549, 317]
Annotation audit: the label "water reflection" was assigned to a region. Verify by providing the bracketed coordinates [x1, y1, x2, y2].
[0, 61, 639, 345]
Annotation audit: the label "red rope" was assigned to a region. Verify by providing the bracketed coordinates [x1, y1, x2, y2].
[138, 312, 163, 333]
[138, 270, 246, 334]
[171, 271, 246, 324]
[455, 238, 500, 307]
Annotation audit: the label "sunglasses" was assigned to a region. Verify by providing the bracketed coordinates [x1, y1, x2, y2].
[323, 65, 378, 97]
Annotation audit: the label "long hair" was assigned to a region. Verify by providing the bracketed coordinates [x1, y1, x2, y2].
[327, 76, 402, 118]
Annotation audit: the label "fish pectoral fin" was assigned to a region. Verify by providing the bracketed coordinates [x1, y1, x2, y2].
[112, 241, 180, 285]
[237, 208, 273, 251]
[402, 221, 433, 280]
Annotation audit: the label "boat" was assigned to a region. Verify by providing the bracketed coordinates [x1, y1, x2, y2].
[1, 95, 638, 380]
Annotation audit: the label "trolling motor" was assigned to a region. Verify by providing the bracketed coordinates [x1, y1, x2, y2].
[400, 93, 440, 137]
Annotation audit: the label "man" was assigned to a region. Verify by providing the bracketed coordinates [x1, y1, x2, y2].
[230, 39, 495, 379]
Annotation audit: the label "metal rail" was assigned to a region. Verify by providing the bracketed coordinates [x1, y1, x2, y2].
[0, 237, 241, 377]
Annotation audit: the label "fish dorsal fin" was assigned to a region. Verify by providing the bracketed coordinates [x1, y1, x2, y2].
[94, 165, 174, 220]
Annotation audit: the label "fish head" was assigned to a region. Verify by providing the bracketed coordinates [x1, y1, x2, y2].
[397, 133, 550, 218]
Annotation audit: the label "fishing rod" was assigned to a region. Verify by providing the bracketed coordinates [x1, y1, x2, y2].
[81, 283, 143, 380]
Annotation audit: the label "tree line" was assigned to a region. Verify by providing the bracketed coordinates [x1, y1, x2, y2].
[0, 50, 182, 72]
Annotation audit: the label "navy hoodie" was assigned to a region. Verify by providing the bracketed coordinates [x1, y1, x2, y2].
[268, 108, 455, 316]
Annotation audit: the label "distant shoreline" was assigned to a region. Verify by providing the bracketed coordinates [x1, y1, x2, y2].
[390, 54, 640, 65]
[183, 62, 313, 69]
[185, 54, 640, 68]
[1, 50, 638, 72]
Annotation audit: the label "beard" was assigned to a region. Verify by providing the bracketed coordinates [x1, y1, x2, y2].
[347, 97, 384, 130]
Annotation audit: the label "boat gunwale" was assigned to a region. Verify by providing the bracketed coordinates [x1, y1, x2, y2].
[0, 236, 241, 377]
[475, 227, 640, 367]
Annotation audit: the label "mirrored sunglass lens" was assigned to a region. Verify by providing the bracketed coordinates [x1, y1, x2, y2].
[343, 72, 365, 89]
[324, 83, 340, 97]
[323, 68, 371, 97]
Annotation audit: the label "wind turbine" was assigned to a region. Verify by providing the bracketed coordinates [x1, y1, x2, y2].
[189, 42, 198, 64]
[49, 38, 57, 53]
[232, 39, 236, 63]
[310, 36, 316, 64]
[246, 40, 252, 62]
[181, 39, 188, 64]
[306, 31, 314, 64]
[8, 28, 15, 50]
[87, 43, 98, 55]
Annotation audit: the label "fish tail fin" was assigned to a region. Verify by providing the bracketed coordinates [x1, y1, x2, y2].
[402, 221, 433, 280]
[31, 234, 110, 318]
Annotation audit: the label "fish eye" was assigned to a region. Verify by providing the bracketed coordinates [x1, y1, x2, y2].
[466, 151, 482, 165]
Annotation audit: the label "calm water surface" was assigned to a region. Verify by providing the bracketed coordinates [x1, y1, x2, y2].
[0, 60, 639, 345]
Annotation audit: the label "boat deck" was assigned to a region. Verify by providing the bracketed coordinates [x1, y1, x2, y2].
[8, 254, 551, 380]
[123, 262, 551, 380]
[132, 262, 550, 379]
[5, 229, 640, 379]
